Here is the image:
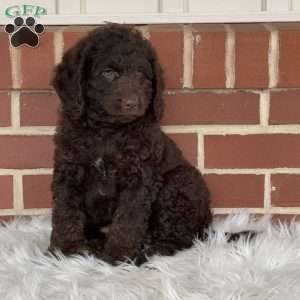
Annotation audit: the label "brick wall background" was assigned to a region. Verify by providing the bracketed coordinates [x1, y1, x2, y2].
[0, 23, 300, 221]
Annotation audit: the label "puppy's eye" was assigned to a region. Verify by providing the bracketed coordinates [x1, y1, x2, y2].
[102, 69, 119, 81]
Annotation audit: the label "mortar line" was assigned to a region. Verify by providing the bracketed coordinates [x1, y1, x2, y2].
[183, 25, 193, 88]
[203, 168, 300, 175]
[197, 134, 205, 171]
[13, 173, 23, 210]
[3, 87, 300, 94]
[0, 89, 55, 93]
[264, 24, 279, 88]
[0, 169, 53, 176]
[0, 127, 56, 135]
[1, 124, 300, 135]
[162, 124, 300, 134]
[213, 207, 300, 214]
[0, 207, 299, 216]
[165, 89, 262, 95]
[264, 173, 271, 209]
[225, 24, 235, 89]
[260, 90, 270, 126]
[2, 124, 300, 135]
[0, 208, 51, 216]
[54, 29, 64, 65]
[167, 87, 300, 93]
[10, 91, 20, 128]
[9, 46, 22, 89]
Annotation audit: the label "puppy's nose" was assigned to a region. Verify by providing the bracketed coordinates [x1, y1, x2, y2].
[122, 98, 138, 109]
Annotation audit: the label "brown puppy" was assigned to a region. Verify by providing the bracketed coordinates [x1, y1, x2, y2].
[48, 24, 212, 265]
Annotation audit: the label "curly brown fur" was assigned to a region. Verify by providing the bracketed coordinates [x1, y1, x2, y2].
[48, 24, 212, 265]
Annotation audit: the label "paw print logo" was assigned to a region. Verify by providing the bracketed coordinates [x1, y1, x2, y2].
[5, 16, 44, 48]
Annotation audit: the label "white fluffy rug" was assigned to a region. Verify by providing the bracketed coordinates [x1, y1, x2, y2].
[0, 214, 300, 300]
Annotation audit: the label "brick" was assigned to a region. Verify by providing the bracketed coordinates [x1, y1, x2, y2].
[204, 174, 264, 208]
[149, 26, 183, 88]
[192, 25, 226, 88]
[271, 174, 300, 207]
[0, 93, 11, 126]
[23, 175, 52, 209]
[0, 176, 13, 209]
[64, 31, 88, 52]
[21, 33, 54, 89]
[0, 136, 54, 169]
[168, 133, 197, 166]
[20, 92, 60, 126]
[0, 32, 12, 89]
[269, 90, 300, 124]
[234, 25, 269, 88]
[278, 28, 300, 87]
[205, 134, 300, 169]
[161, 91, 259, 125]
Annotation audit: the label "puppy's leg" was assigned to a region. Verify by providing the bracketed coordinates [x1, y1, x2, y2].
[49, 204, 90, 256]
[142, 166, 211, 262]
[49, 164, 90, 256]
[102, 187, 153, 262]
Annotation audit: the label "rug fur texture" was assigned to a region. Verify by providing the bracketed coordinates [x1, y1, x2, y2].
[0, 213, 299, 300]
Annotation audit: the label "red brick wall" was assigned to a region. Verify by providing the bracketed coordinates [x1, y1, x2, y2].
[0, 24, 300, 220]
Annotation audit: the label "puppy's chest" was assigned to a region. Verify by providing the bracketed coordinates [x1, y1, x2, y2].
[90, 139, 149, 184]
[93, 136, 151, 168]
[85, 157, 118, 221]
[84, 142, 146, 215]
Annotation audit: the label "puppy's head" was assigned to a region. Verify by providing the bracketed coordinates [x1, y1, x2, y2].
[52, 24, 164, 126]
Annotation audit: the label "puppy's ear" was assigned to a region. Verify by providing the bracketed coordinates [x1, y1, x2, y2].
[51, 38, 90, 121]
[151, 59, 165, 121]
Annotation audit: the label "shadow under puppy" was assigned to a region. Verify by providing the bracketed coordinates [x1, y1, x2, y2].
[48, 24, 212, 265]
